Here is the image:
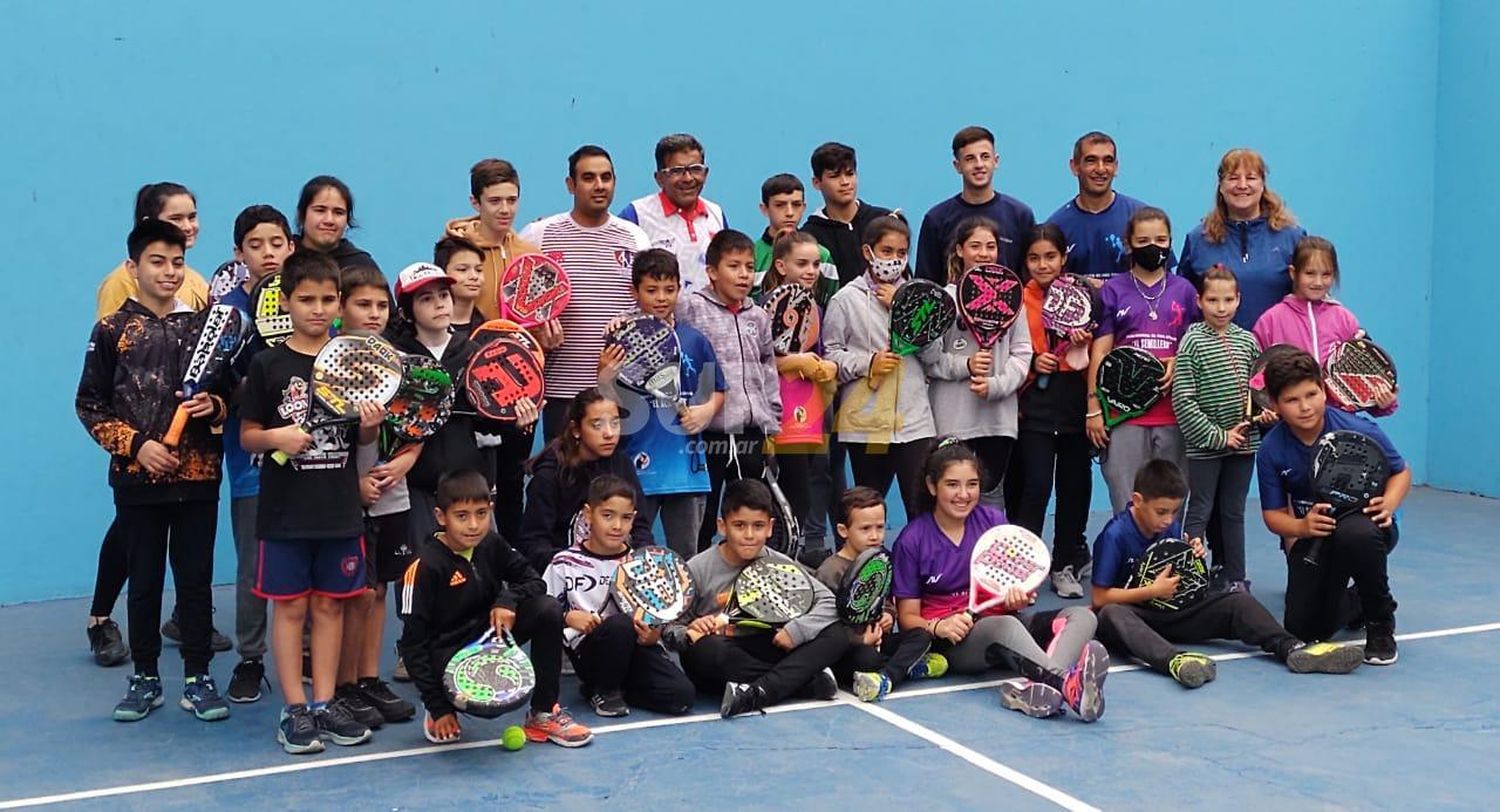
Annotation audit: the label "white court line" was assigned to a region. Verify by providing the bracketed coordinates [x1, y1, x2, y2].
[3, 620, 1497, 809]
[839, 694, 1100, 811]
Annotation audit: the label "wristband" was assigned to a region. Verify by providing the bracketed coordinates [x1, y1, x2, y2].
[1087, 410, 1103, 418]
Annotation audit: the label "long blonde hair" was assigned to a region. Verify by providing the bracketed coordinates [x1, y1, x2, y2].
[1201, 148, 1297, 243]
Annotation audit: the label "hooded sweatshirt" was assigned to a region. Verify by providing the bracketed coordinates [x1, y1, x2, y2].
[515, 450, 656, 574]
[822, 274, 937, 445]
[1252, 294, 1397, 416]
[675, 287, 782, 435]
[802, 201, 893, 287]
[443, 217, 541, 321]
[922, 287, 1033, 441]
[1179, 218, 1306, 329]
[293, 235, 380, 272]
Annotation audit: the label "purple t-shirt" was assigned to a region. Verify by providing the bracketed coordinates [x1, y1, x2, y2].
[1096, 272, 1200, 427]
[892, 504, 1007, 621]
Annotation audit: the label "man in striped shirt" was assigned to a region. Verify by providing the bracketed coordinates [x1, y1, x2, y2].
[520, 145, 650, 440]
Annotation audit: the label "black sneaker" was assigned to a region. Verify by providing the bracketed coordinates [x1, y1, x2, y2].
[278, 704, 325, 755]
[1364, 620, 1398, 665]
[354, 677, 415, 723]
[227, 658, 269, 703]
[88, 619, 129, 667]
[809, 667, 838, 701]
[160, 613, 232, 652]
[333, 684, 385, 730]
[316, 700, 373, 746]
[590, 689, 630, 718]
[720, 682, 767, 718]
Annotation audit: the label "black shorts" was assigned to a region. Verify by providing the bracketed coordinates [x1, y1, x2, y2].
[364, 510, 415, 585]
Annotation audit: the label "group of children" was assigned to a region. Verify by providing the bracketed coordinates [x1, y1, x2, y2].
[77, 129, 1410, 755]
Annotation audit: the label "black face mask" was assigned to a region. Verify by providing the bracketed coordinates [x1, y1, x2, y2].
[1131, 244, 1170, 271]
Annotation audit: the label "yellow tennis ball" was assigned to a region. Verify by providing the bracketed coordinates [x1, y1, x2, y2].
[501, 725, 526, 751]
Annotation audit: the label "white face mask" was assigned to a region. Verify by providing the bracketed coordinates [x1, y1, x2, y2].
[867, 254, 906, 283]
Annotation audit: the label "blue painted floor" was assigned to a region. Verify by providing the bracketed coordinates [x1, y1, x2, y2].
[1, 487, 1496, 810]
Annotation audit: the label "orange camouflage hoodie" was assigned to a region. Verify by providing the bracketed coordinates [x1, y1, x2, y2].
[444, 217, 540, 321]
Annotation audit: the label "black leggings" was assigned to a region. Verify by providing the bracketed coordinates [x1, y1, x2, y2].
[680, 622, 851, 704]
[964, 436, 1014, 496]
[115, 501, 219, 676]
[508, 593, 566, 713]
[568, 613, 695, 714]
[90, 518, 127, 618]
[1096, 591, 1297, 675]
[836, 626, 934, 686]
[490, 426, 534, 545]
[1010, 430, 1093, 571]
[845, 438, 934, 521]
[1284, 515, 1398, 642]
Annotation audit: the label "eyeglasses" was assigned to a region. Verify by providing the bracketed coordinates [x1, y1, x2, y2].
[660, 164, 708, 179]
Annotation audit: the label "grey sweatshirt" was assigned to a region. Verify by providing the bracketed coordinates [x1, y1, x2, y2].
[822, 274, 938, 445]
[663, 545, 837, 650]
[676, 288, 782, 435]
[923, 290, 1034, 440]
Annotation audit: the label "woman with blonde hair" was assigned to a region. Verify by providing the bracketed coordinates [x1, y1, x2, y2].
[1178, 148, 1307, 329]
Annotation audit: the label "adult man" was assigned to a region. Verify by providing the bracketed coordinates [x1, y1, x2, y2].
[915, 126, 1035, 283]
[1046, 132, 1149, 286]
[521, 146, 650, 440]
[620, 133, 726, 296]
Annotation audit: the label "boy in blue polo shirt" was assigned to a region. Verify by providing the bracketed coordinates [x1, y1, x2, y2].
[600, 248, 725, 557]
[1091, 460, 1363, 689]
[1257, 350, 1410, 665]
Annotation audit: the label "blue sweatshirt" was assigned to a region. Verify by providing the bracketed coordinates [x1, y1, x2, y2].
[1178, 217, 1307, 330]
[1046, 193, 1148, 280]
[915, 192, 1036, 284]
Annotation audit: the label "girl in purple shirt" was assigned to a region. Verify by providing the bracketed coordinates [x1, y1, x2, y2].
[891, 441, 1109, 721]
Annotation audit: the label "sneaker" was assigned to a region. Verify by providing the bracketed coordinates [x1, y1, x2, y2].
[422, 709, 461, 744]
[227, 658, 269, 703]
[160, 614, 233, 652]
[355, 677, 415, 723]
[88, 618, 129, 667]
[181, 674, 231, 721]
[278, 704, 325, 755]
[1168, 652, 1217, 689]
[589, 689, 630, 718]
[392, 655, 410, 683]
[315, 700, 373, 746]
[809, 667, 838, 701]
[999, 679, 1065, 718]
[112, 674, 164, 722]
[852, 671, 892, 702]
[720, 682, 767, 718]
[333, 684, 385, 730]
[1061, 640, 1109, 722]
[1076, 560, 1093, 585]
[906, 652, 949, 681]
[1050, 566, 1084, 599]
[523, 704, 594, 746]
[1287, 641, 1365, 674]
[1363, 620, 1398, 665]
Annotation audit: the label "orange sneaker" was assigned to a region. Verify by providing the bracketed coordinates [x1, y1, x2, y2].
[523, 704, 594, 747]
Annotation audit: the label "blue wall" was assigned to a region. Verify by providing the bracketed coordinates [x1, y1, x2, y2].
[1430, 0, 1500, 496]
[0, 0, 1448, 603]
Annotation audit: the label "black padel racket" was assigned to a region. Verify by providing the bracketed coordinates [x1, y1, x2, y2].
[378, 354, 455, 462]
[443, 627, 536, 719]
[1037, 274, 1094, 391]
[465, 336, 546, 423]
[1249, 343, 1302, 417]
[611, 546, 696, 627]
[250, 272, 294, 347]
[763, 283, 820, 355]
[272, 332, 404, 464]
[716, 558, 816, 637]
[956, 263, 1023, 350]
[1305, 430, 1391, 565]
[498, 253, 572, 328]
[1123, 538, 1210, 611]
[605, 313, 683, 409]
[837, 547, 894, 627]
[1096, 346, 1166, 428]
[889, 278, 956, 356]
[1323, 338, 1397, 412]
[164, 304, 246, 446]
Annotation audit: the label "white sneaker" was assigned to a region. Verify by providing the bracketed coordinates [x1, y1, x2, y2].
[1050, 566, 1085, 599]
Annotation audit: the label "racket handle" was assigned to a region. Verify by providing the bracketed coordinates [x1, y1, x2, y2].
[1302, 538, 1326, 566]
[162, 402, 192, 447]
[269, 426, 309, 466]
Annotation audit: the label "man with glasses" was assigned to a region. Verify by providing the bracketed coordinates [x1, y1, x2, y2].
[620, 133, 727, 295]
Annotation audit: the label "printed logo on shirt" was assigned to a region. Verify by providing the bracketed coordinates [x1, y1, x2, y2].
[634, 451, 651, 471]
[1116, 306, 1132, 319]
[614, 249, 636, 272]
[925, 574, 943, 585]
[1168, 300, 1186, 329]
[277, 376, 310, 422]
[652, 236, 677, 252]
[563, 573, 601, 593]
[953, 337, 969, 351]
[449, 570, 467, 587]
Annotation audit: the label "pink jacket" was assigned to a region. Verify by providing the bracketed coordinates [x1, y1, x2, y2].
[1252, 294, 1397, 415]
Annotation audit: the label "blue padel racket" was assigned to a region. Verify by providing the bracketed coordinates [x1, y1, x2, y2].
[443, 627, 536, 719]
[605, 313, 683, 410]
[207, 259, 249, 307]
[611, 546, 696, 627]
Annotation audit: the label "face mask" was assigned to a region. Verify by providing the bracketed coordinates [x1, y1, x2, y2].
[1131, 244, 1170, 272]
[867, 254, 906, 282]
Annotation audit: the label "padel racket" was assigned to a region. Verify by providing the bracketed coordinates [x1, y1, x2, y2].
[207, 259, 249, 306]
[498, 253, 571, 328]
[470, 318, 544, 364]
[715, 559, 816, 636]
[611, 546, 696, 627]
[378, 354, 455, 462]
[1096, 346, 1167, 428]
[271, 332, 404, 464]
[1036, 274, 1095, 390]
[956, 264, 1023, 350]
[605, 314, 683, 409]
[465, 336, 545, 422]
[967, 525, 1051, 616]
[837, 547, 893, 627]
[442, 627, 536, 719]
[763, 283, 820, 355]
[1323, 338, 1397, 412]
[1249, 343, 1301, 418]
[250, 272, 294, 347]
[764, 459, 803, 559]
[873, 278, 955, 390]
[1123, 538, 1210, 611]
[1304, 430, 1391, 565]
[163, 304, 246, 446]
